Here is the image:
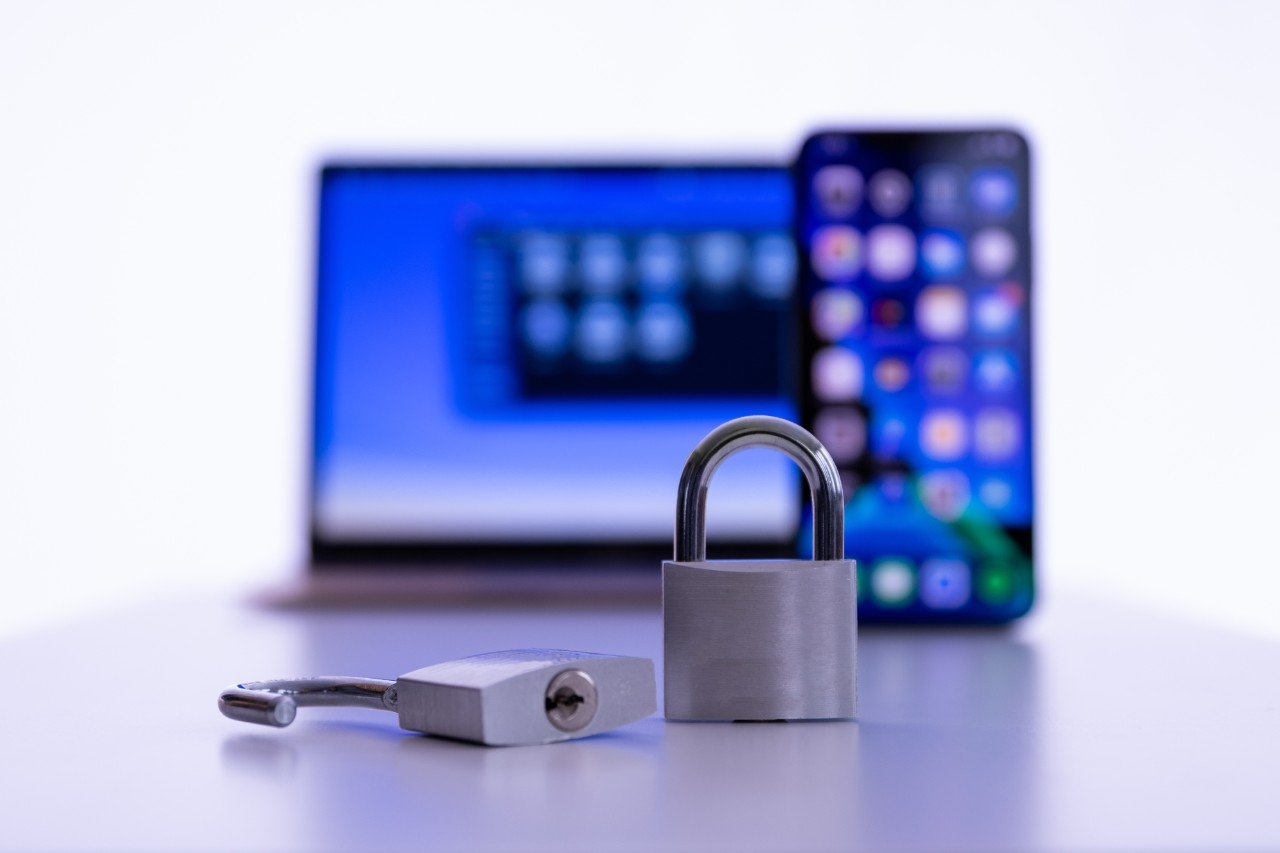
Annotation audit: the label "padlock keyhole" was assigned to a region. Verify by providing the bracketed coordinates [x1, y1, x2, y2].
[546, 687, 584, 714]
[544, 669, 599, 732]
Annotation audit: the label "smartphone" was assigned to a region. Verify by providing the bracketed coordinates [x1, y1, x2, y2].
[794, 130, 1034, 622]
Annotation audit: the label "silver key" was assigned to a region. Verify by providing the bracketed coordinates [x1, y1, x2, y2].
[219, 649, 656, 746]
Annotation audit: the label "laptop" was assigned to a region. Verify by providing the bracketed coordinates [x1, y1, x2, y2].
[267, 162, 804, 606]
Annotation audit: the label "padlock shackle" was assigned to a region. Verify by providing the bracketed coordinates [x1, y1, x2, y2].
[675, 415, 845, 562]
[218, 677, 398, 728]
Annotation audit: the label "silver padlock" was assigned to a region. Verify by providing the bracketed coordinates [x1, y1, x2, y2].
[219, 649, 656, 746]
[663, 415, 857, 721]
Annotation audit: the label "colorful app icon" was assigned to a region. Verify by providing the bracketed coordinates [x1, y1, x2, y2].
[918, 346, 968, 394]
[634, 301, 692, 363]
[971, 227, 1017, 278]
[919, 469, 971, 522]
[978, 477, 1013, 510]
[920, 409, 968, 461]
[574, 299, 630, 364]
[970, 166, 1018, 216]
[871, 297, 908, 329]
[974, 407, 1021, 461]
[520, 298, 572, 359]
[872, 356, 911, 392]
[520, 233, 570, 296]
[868, 169, 912, 217]
[814, 406, 866, 463]
[636, 233, 684, 295]
[866, 224, 916, 282]
[810, 226, 862, 281]
[579, 234, 628, 295]
[750, 234, 796, 299]
[916, 165, 964, 219]
[973, 350, 1019, 394]
[811, 288, 864, 341]
[919, 229, 966, 279]
[870, 558, 916, 607]
[812, 346, 864, 402]
[973, 282, 1023, 337]
[920, 559, 971, 609]
[916, 285, 967, 340]
[977, 562, 1018, 605]
[813, 165, 864, 218]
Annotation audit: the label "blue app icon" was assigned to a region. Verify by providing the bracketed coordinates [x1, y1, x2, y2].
[972, 283, 1023, 337]
[521, 298, 572, 359]
[977, 348, 1018, 394]
[973, 350, 1019, 394]
[970, 167, 1018, 216]
[574, 299, 629, 364]
[636, 233, 685, 296]
[920, 558, 971, 609]
[635, 300, 692, 363]
[579, 234, 628, 296]
[520, 233, 570, 296]
[870, 409, 910, 457]
[919, 229, 965, 279]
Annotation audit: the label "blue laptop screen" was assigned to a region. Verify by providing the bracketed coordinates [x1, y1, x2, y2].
[311, 165, 799, 549]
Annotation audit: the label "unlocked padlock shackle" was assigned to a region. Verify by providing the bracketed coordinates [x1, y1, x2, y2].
[675, 415, 845, 563]
[219, 677, 398, 728]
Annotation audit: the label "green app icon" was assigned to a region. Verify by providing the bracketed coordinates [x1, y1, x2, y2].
[977, 562, 1017, 605]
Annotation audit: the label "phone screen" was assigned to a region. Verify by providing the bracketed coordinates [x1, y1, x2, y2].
[795, 131, 1034, 621]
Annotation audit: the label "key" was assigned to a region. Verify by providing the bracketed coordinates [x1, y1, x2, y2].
[218, 649, 656, 746]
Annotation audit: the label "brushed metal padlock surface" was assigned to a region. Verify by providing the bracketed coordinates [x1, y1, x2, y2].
[219, 649, 656, 746]
[663, 415, 857, 721]
[396, 649, 655, 745]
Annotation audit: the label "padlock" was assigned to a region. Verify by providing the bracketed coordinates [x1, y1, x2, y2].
[663, 415, 857, 721]
[219, 649, 656, 746]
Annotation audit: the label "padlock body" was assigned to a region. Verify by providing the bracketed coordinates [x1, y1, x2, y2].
[663, 559, 857, 721]
[396, 649, 656, 746]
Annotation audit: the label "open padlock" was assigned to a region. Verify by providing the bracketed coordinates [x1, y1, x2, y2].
[219, 649, 656, 746]
[663, 415, 857, 721]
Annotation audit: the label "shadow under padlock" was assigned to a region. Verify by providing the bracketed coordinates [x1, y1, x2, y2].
[663, 415, 858, 721]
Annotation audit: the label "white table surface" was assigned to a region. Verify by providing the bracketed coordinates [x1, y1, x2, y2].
[1, 588, 1277, 852]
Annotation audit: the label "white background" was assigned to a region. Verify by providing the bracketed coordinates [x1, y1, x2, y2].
[2, 1, 1278, 640]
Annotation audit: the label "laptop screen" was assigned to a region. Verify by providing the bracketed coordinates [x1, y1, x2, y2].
[310, 164, 799, 562]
